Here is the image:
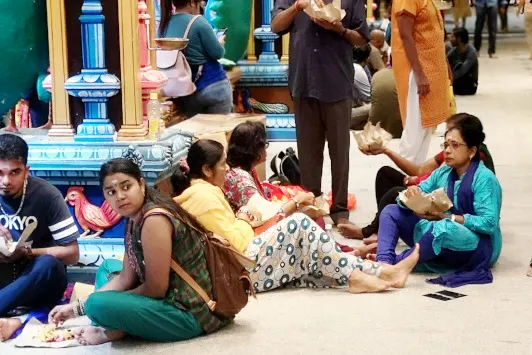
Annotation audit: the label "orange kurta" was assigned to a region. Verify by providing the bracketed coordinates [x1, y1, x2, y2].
[391, 0, 450, 128]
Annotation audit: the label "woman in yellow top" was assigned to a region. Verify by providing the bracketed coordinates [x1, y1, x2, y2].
[172, 140, 420, 294]
[392, 0, 450, 164]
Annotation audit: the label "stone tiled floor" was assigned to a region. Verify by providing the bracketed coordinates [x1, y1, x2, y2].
[4, 37, 532, 355]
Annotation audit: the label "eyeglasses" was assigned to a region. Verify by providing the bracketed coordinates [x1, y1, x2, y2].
[440, 141, 467, 150]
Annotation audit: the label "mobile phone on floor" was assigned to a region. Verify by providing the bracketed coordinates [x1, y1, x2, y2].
[424, 293, 451, 301]
[437, 290, 467, 299]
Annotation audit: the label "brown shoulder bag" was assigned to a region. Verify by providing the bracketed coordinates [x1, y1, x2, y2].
[143, 208, 256, 318]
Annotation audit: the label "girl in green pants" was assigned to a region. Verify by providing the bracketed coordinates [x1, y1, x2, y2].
[48, 158, 231, 345]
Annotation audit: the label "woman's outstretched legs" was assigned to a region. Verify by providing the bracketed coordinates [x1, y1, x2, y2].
[246, 213, 419, 293]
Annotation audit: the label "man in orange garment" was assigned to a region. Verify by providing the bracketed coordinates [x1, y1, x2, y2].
[391, 0, 450, 164]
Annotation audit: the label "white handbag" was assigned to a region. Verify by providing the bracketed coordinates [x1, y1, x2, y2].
[156, 15, 202, 98]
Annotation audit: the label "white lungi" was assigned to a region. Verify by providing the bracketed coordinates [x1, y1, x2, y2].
[399, 71, 436, 165]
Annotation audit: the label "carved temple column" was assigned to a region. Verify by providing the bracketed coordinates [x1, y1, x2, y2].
[256, 0, 279, 63]
[280, 34, 290, 63]
[138, 0, 167, 128]
[247, 3, 257, 62]
[367, 0, 374, 19]
[64, 0, 120, 142]
[116, 0, 147, 141]
[44, 0, 75, 141]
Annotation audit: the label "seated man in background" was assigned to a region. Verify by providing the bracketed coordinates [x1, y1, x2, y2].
[368, 30, 387, 74]
[368, 64, 402, 138]
[0, 134, 79, 341]
[370, 29, 389, 64]
[351, 44, 373, 130]
[448, 27, 478, 96]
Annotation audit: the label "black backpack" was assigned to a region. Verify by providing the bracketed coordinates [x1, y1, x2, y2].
[268, 147, 301, 186]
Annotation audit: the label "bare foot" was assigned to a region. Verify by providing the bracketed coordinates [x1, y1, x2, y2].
[348, 269, 394, 294]
[363, 234, 378, 245]
[73, 326, 125, 346]
[0, 318, 23, 342]
[337, 223, 364, 240]
[378, 243, 420, 288]
[353, 243, 378, 259]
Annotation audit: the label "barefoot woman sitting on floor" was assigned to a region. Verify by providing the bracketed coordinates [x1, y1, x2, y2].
[173, 139, 420, 294]
[48, 158, 231, 345]
[339, 113, 495, 242]
[223, 120, 376, 257]
[375, 114, 502, 287]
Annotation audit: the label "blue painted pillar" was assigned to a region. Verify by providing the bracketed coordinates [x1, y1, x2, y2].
[65, 0, 120, 142]
[255, 0, 279, 63]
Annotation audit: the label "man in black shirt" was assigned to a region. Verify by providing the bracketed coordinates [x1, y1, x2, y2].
[0, 134, 79, 340]
[271, 0, 369, 225]
[448, 27, 479, 96]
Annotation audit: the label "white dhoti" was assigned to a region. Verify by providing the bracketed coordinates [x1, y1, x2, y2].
[399, 71, 435, 165]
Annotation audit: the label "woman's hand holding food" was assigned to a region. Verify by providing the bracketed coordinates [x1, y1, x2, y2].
[405, 185, 421, 198]
[48, 304, 75, 326]
[294, 191, 316, 208]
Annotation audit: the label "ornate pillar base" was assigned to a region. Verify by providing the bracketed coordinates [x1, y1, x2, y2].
[116, 123, 148, 141]
[48, 124, 76, 141]
[42, 73, 75, 140]
[65, 70, 120, 142]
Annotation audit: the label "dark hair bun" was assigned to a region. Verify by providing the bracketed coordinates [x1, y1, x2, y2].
[451, 114, 485, 148]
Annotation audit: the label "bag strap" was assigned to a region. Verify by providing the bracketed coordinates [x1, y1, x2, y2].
[183, 15, 201, 40]
[170, 260, 216, 311]
[143, 208, 217, 312]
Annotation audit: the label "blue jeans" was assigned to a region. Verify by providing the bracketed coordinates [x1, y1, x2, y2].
[180, 79, 233, 118]
[0, 255, 67, 316]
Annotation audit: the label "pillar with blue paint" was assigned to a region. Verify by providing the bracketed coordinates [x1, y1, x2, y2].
[65, 0, 120, 142]
[256, 0, 279, 63]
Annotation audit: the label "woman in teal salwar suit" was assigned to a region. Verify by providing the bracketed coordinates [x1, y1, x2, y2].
[376, 114, 502, 287]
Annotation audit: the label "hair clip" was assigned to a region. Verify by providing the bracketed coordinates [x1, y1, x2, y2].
[179, 157, 190, 174]
[122, 145, 144, 168]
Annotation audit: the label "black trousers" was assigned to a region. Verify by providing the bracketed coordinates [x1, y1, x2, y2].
[453, 76, 478, 96]
[499, 1, 510, 30]
[474, 5, 498, 55]
[294, 97, 351, 223]
[362, 166, 406, 238]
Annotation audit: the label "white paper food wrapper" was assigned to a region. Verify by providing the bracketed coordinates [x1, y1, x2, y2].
[353, 122, 393, 151]
[245, 193, 283, 228]
[0, 220, 37, 256]
[304, 0, 346, 23]
[13, 318, 90, 348]
[399, 188, 454, 215]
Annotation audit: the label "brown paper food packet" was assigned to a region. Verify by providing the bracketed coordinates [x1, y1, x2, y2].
[300, 195, 330, 219]
[353, 122, 393, 152]
[399, 188, 453, 215]
[304, 0, 346, 23]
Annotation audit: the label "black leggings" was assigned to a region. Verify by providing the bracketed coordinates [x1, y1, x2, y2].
[361, 166, 406, 238]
